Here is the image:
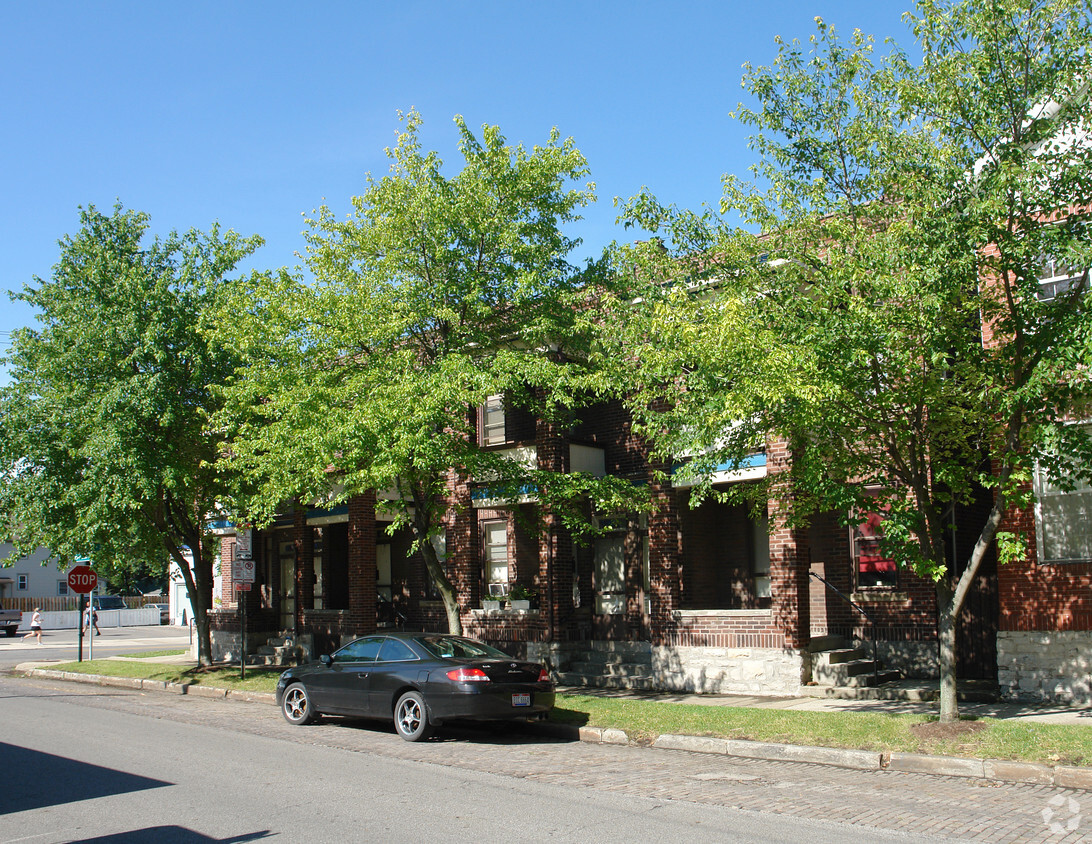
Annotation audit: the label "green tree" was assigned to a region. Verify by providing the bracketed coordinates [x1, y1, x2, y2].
[0, 204, 262, 664]
[612, 0, 1092, 721]
[215, 111, 638, 635]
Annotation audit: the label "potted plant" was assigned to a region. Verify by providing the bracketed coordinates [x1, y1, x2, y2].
[509, 584, 537, 610]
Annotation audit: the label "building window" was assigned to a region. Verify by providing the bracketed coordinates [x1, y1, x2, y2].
[481, 395, 505, 446]
[483, 520, 509, 595]
[1036, 255, 1087, 302]
[17, 574, 27, 591]
[57, 580, 69, 596]
[1034, 447, 1092, 564]
[851, 508, 898, 589]
[752, 511, 772, 603]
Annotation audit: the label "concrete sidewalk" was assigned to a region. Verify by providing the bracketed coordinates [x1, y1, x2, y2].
[557, 683, 1092, 726]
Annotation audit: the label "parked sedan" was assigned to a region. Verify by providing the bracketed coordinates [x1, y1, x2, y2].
[276, 631, 555, 741]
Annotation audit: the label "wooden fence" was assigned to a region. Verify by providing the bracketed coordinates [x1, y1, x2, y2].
[4, 596, 156, 613]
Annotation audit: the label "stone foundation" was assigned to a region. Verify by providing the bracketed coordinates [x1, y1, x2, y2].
[872, 640, 939, 680]
[997, 630, 1092, 704]
[651, 645, 807, 696]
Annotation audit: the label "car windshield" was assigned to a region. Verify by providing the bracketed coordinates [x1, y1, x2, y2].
[96, 597, 125, 609]
[415, 635, 510, 660]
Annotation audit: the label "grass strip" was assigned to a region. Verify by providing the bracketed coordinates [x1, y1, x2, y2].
[40, 661, 1092, 766]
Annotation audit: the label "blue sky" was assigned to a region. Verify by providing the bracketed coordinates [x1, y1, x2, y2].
[0, 1, 913, 382]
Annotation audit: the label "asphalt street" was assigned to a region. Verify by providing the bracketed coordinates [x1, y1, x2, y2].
[1, 671, 1089, 843]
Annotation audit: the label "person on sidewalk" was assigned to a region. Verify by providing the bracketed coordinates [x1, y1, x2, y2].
[22, 608, 43, 644]
[84, 607, 101, 635]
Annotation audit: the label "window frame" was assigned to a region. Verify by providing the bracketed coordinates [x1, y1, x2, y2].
[480, 394, 506, 446]
[482, 519, 510, 595]
[16, 574, 27, 591]
[1033, 424, 1092, 565]
[850, 503, 899, 590]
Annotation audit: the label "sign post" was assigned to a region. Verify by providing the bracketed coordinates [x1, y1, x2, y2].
[68, 565, 98, 663]
[233, 543, 255, 680]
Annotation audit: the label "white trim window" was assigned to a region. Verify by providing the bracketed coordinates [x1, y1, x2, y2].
[57, 580, 68, 596]
[483, 520, 509, 595]
[17, 574, 27, 591]
[1034, 450, 1092, 565]
[1036, 255, 1087, 302]
[481, 395, 506, 446]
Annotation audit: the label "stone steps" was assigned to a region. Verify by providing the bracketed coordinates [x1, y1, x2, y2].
[558, 642, 654, 691]
[555, 671, 658, 691]
[801, 679, 1000, 702]
[810, 636, 903, 689]
[245, 632, 305, 667]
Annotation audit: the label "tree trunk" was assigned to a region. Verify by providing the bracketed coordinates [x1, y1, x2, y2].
[935, 580, 959, 722]
[409, 484, 463, 636]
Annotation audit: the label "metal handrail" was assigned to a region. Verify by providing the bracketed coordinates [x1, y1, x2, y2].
[809, 571, 878, 683]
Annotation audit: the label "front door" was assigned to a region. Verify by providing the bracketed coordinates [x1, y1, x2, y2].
[592, 532, 626, 640]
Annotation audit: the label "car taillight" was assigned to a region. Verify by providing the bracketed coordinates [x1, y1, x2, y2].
[447, 667, 490, 682]
[537, 668, 550, 682]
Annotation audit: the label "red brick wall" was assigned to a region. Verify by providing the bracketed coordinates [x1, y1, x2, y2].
[998, 492, 1092, 631]
[662, 611, 787, 649]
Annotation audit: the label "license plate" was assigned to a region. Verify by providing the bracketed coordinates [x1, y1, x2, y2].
[512, 693, 531, 707]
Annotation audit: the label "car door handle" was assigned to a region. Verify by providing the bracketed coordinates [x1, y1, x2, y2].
[357, 673, 369, 678]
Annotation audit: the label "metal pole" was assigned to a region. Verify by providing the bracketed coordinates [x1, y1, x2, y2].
[87, 588, 94, 661]
[77, 593, 86, 662]
[240, 587, 247, 680]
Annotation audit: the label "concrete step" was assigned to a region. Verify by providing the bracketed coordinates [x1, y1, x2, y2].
[813, 658, 895, 686]
[808, 635, 853, 653]
[822, 647, 867, 665]
[555, 672, 657, 691]
[570, 661, 652, 678]
[800, 679, 1000, 702]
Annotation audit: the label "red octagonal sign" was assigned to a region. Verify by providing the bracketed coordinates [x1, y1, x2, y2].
[68, 564, 98, 594]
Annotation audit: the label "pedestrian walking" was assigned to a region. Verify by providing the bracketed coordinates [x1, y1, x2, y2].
[84, 606, 101, 635]
[22, 608, 43, 644]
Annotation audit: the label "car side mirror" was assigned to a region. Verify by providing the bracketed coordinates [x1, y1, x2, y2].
[320, 654, 333, 666]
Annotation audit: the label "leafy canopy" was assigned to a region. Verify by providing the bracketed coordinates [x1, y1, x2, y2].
[0, 203, 262, 591]
[216, 110, 639, 537]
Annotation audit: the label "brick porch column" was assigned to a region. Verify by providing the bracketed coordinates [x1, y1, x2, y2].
[648, 469, 681, 647]
[348, 493, 377, 636]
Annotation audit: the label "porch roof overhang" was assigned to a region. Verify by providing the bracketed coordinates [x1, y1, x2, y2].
[671, 452, 767, 488]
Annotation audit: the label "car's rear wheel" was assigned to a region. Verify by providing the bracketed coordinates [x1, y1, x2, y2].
[394, 690, 433, 742]
[282, 683, 318, 725]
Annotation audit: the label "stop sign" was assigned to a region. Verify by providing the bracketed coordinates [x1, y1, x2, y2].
[68, 564, 98, 594]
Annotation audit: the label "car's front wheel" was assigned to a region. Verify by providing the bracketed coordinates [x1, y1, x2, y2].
[281, 683, 318, 725]
[394, 690, 433, 742]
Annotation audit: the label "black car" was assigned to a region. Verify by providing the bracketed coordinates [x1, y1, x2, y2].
[276, 632, 555, 741]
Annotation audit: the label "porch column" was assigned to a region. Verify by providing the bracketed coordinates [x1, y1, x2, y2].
[537, 411, 572, 641]
[768, 437, 810, 649]
[295, 509, 314, 631]
[648, 470, 681, 647]
[347, 492, 377, 636]
[449, 470, 478, 619]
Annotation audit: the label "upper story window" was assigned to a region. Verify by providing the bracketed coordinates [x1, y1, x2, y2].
[481, 395, 506, 446]
[1036, 255, 1088, 302]
[17, 574, 27, 590]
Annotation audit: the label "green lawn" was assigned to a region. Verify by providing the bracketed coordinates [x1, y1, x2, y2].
[38, 660, 1092, 766]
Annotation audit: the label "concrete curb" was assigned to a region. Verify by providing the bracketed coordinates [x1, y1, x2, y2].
[20, 667, 1092, 791]
[567, 724, 1092, 791]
